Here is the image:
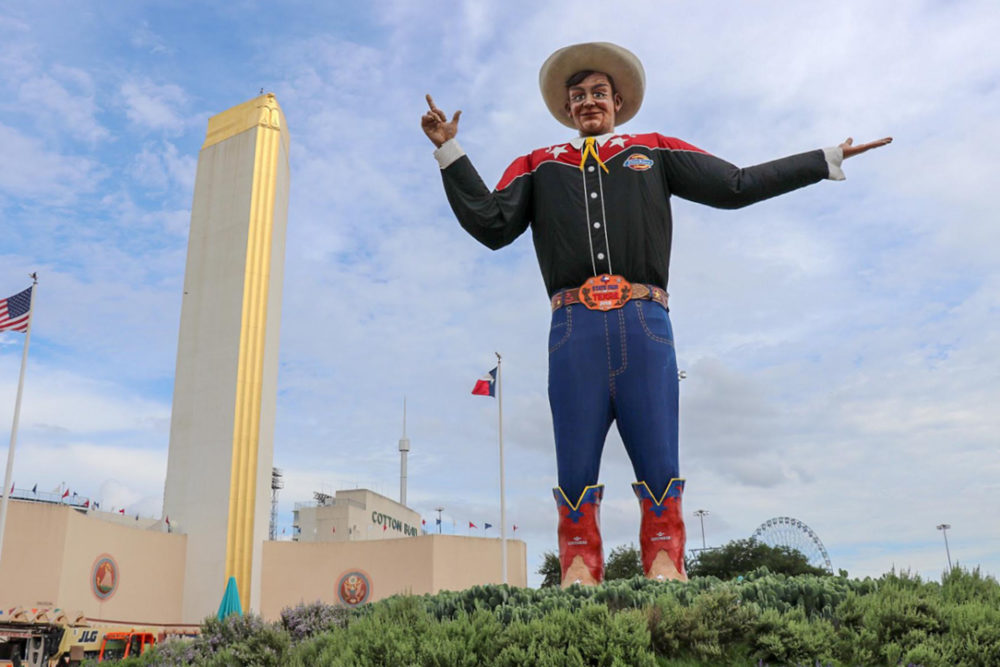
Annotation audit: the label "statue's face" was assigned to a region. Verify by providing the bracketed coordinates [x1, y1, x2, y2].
[565, 72, 622, 136]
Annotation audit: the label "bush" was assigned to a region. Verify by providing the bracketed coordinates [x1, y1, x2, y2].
[279, 600, 350, 642]
[96, 566, 1000, 667]
[120, 614, 290, 667]
[647, 588, 756, 662]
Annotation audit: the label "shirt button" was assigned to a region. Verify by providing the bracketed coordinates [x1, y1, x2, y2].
[588, 165, 595, 173]
[593, 222, 601, 229]
[597, 253, 605, 260]
[590, 192, 598, 199]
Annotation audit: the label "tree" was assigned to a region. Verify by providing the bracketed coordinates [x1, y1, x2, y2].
[538, 551, 561, 588]
[605, 543, 643, 580]
[686, 538, 830, 579]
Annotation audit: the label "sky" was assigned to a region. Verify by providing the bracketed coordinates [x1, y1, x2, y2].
[1, 1, 997, 589]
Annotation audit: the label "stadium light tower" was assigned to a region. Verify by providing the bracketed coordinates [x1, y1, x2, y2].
[693, 509, 710, 549]
[399, 397, 410, 506]
[936, 523, 953, 571]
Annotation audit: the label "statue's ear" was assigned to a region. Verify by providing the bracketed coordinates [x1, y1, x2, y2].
[614, 93, 624, 112]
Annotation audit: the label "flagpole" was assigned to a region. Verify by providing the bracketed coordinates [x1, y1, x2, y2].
[496, 351, 508, 585]
[0, 274, 37, 566]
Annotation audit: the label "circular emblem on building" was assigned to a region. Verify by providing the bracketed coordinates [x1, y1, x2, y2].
[91, 554, 119, 600]
[336, 570, 371, 606]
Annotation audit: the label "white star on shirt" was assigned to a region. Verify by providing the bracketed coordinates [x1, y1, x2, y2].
[548, 144, 570, 158]
[609, 136, 627, 148]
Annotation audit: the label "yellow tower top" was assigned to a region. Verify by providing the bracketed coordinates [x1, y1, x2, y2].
[202, 93, 289, 152]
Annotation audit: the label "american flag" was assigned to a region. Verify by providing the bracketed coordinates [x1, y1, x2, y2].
[0, 287, 32, 333]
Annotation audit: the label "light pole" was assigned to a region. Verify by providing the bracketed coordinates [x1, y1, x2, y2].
[693, 509, 710, 549]
[936, 523, 952, 571]
[435, 506, 444, 534]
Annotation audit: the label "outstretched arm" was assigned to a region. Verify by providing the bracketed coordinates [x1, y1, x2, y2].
[663, 135, 893, 209]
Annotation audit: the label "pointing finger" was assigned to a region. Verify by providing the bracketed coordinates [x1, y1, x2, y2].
[426, 94, 438, 111]
[452, 110, 462, 124]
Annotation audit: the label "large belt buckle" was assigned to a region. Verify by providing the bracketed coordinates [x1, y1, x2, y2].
[579, 274, 632, 311]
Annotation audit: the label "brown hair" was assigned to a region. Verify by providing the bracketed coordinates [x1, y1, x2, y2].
[565, 70, 618, 95]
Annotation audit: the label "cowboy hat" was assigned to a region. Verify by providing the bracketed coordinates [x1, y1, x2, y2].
[539, 42, 645, 129]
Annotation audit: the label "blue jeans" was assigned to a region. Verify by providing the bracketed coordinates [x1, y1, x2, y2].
[548, 300, 679, 504]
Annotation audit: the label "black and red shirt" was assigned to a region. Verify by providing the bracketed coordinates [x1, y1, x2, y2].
[437, 132, 834, 297]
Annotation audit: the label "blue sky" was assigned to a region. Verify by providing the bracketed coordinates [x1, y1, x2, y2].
[1, 1, 998, 588]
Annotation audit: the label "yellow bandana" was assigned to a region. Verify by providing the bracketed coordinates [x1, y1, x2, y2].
[579, 137, 609, 173]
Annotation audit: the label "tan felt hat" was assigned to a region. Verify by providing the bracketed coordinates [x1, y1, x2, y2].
[539, 42, 645, 129]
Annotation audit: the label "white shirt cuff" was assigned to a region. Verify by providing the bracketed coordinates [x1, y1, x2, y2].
[433, 139, 465, 169]
[823, 146, 845, 181]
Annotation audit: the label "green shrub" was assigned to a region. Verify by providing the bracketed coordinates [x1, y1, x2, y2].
[749, 607, 837, 665]
[647, 588, 756, 662]
[98, 566, 1000, 667]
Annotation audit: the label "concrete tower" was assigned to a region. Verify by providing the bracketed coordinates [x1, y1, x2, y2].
[163, 93, 290, 621]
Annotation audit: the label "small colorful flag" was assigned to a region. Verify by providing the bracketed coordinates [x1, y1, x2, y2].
[31, 484, 37, 494]
[484, 523, 492, 530]
[83, 499, 90, 508]
[436, 518, 441, 525]
[0, 287, 32, 333]
[513, 525, 518, 532]
[119, 508, 125, 515]
[165, 516, 170, 525]
[471, 367, 497, 397]
[469, 521, 477, 529]
[421, 519, 426, 526]
[61, 488, 69, 499]
[9, 483, 13, 494]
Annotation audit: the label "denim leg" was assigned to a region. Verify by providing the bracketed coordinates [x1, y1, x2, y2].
[548, 305, 614, 503]
[613, 301, 680, 499]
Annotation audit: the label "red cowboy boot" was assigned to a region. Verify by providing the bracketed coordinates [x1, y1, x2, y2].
[632, 479, 687, 581]
[553, 485, 604, 587]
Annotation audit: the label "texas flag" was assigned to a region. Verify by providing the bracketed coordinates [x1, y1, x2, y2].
[471, 367, 497, 397]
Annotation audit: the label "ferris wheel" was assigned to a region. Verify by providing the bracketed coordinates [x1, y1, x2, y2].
[751, 516, 833, 573]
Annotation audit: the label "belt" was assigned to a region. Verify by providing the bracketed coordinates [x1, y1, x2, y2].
[551, 275, 669, 312]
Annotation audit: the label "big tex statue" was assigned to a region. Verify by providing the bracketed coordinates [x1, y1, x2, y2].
[422, 43, 890, 587]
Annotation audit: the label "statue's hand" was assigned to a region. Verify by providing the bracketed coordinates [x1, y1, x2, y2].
[421, 94, 462, 148]
[840, 136, 893, 159]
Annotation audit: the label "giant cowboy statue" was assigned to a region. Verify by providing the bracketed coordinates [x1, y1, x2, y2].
[422, 42, 891, 587]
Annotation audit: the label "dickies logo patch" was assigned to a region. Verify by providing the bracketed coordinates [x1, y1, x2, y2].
[623, 154, 654, 171]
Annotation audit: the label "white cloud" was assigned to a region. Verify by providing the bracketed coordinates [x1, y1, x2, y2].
[120, 78, 189, 134]
[0, 123, 100, 200]
[129, 20, 171, 55]
[129, 140, 196, 194]
[17, 67, 109, 144]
